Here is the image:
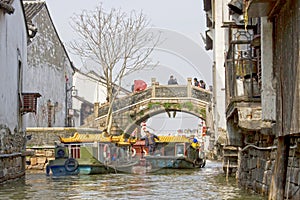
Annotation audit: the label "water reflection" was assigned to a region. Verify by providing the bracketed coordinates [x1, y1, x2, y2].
[0, 161, 266, 200]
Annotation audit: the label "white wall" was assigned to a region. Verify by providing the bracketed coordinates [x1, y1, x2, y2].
[211, 0, 230, 139]
[261, 17, 276, 121]
[22, 5, 73, 127]
[74, 72, 107, 105]
[72, 71, 107, 126]
[0, 1, 28, 132]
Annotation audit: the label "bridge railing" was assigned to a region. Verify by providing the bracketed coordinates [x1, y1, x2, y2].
[154, 85, 187, 98]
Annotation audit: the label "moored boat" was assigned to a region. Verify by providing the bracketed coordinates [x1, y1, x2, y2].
[132, 135, 206, 173]
[46, 132, 138, 176]
[46, 148, 79, 176]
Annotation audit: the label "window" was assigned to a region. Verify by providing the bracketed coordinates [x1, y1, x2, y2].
[20, 93, 41, 114]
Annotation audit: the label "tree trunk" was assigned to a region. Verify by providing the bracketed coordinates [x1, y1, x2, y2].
[268, 135, 290, 200]
[105, 68, 114, 135]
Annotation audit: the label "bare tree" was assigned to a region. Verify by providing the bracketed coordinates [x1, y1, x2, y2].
[69, 4, 159, 134]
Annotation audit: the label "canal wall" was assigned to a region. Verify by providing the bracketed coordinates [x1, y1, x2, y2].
[238, 137, 300, 199]
[25, 127, 101, 170]
[0, 125, 27, 183]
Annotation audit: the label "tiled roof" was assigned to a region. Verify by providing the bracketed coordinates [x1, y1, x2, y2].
[22, 0, 45, 21]
[0, 0, 13, 3]
[157, 136, 191, 143]
[60, 132, 136, 145]
[61, 133, 192, 145]
[134, 136, 191, 145]
[0, 0, 14, 14]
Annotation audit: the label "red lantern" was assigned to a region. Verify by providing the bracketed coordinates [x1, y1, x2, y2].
[202, 126, 207, 136]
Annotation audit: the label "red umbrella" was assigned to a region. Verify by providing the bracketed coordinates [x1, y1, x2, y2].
[134, 80, 147, 92]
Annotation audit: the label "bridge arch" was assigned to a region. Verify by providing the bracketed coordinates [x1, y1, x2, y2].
[124, 106, 206, 134]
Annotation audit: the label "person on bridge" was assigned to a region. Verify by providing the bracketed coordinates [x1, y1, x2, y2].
[199, 80, 206, 89]
[142, 131, 160, 155]
[193, 78, 199, 87]
[168, 75, 178, 85]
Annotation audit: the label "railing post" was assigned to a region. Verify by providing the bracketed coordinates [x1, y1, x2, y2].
[94, 102, 99, 117]
[151, 78, 156, 98]
[187, 77, 192, 97]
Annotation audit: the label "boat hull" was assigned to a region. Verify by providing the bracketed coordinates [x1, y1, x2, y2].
[78, 162, 139, 174]
[47, 158, 139, 176]
[47, 158, 79, 176]
[78, 165, 111, 175]
[145, 155, 205, 173]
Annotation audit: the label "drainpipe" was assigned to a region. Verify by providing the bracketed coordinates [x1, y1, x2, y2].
[65, 81, 68, 127]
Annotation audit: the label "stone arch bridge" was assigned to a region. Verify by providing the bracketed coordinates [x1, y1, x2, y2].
[89, 78, 212, 134]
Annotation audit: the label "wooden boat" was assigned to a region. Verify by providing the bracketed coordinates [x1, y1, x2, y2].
[46, 132, 138, 176]
[132, 135, 206, 173]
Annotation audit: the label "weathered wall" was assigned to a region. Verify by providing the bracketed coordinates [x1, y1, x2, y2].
[0, 2, 27, 133]
[23, 4, 73, 128]
[261, 17, 276, 122]
[0, 0, 28, 183]
[274, 0, 300, 136]
[238, 137, 300, 200]
[0, 153, 26, 183]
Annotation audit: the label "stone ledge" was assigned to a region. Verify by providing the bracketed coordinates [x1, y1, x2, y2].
[0, 153, 21, 158]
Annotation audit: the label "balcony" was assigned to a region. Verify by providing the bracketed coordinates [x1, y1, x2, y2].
[225, 27, 261, 118]
[20, 93, 41, 114]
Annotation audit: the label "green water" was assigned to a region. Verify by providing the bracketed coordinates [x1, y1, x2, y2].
[0, 161, 266, 200]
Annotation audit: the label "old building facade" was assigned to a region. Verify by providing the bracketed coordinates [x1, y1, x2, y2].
[0, 0, 28, 183]
[204, 0, 300, 199]
[22, 0, 75, 128]
[203, 0, 228, 146]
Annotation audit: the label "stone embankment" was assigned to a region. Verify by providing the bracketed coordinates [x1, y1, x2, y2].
[26, 147, 54, 170]
[238, 137, 300, 199]
[0, 125, 27, 183]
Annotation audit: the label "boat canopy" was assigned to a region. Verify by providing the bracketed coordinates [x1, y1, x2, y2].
[59, 132, 136, 145]
[157, 136, 191, 143]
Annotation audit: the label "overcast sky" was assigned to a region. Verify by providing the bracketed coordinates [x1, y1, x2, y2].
[46, 0, 212, 85]
[45, 0, 212, 132]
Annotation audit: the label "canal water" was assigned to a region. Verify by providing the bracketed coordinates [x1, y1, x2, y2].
[0, 161, 266, 200]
